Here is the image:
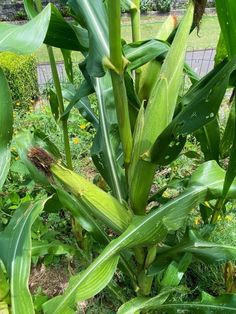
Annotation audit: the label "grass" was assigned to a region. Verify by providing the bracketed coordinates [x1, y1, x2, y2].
[35, 14, 220, 63]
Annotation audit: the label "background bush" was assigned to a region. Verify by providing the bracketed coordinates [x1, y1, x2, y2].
[0, 52, 39, 107]
[155, 0, 173, 12]
[140, 0, 154, 13]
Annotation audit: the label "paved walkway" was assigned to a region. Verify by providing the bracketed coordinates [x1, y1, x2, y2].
[37, 49, 216, 86]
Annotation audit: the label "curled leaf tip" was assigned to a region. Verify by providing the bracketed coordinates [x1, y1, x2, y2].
[27, 147, 54, 177]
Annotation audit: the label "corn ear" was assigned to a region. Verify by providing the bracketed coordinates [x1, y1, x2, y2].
[129, 1, 194, 214]
[130, 78, 168, 214]
[156, 15, 178, 40]
[138, 15, 178, 102]
[128, 104, 145, 188]
[138, 61, 162, 102]
[28, 148, 132, 233]
[52, 163, 132, 233]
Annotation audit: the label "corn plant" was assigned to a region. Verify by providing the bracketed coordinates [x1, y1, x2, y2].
[1, 0, 236, 313]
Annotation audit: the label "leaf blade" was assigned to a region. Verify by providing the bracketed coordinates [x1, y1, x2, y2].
[0, 198, 49, 314]
[0, 68, 13, 190]
[42, 161, 236, 311]
[0, 4, 86, 53]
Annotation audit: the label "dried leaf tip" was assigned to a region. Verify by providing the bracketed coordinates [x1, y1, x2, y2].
[27, 147, 54, 177]
[193, 0, 207, 33]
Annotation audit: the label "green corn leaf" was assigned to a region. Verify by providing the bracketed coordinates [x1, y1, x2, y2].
[68, 0, 109, 77]
[49, 89, 60, 122]
[0, 198, 49, 314]
[195, 117, 220, 162]
[138, 15, 178, 102]
[43, 255, 120, 314]
[62, 62, 126, 200]
[91, 76, 127, 201]
[0, 4, 87, 53]
[148, 57, 236, 165]
[32, 240, 76, 257]
[220, 99, 235, 157]
[184, 62, 200, 83]
[156, 15, 178, 40]
[144, 1, 194, 141]
[42, 161, 236, 311]
[33, 129, 61, 159]
[145, 293, 236, 313]
[56, 189, 136, 287]
[124, 73, 141, 129]
[215, 32, 228, 65]
[23, 0, 38, 19]
[128, 105, 145, 186]
[61, 49, 74, 83]
[56, 188, 109, 244]
[124, 39, 168, 71]
[160, 253, 192, 288]
[124, 39, 199, 82]
[0, 147, 11, 191]
[178, 235, 236, 264]
[215, 0, 236, 57]
[75, 97, 99, 127]
[223, 99, 236, 198]
[118, 254, 191, 314]
[121, 0, 137, 11]
[215, 2, 236, 198]
[117, 287, 179, 314]
[61, 82, 98, 127]
[149, 229, 236, 275]
[0, 68, 13, 190]
[0, 265, 9, 303]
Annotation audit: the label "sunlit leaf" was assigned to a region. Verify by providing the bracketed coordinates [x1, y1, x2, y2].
[0, 4, 87, 53]
[61, 49, 74, 83]
[220, 98, 235, 157]
[0, 198, 49, 314]
[118, 254, 191, 314]
[147, 293, 236, 313]
[148, 57, 236, 165]
[149, 230, 236, 275]
[120, 0, 137, 11]
[68, 0, 109, 76]
[0, 68, 13, 190]
[215, 0, 236, 57]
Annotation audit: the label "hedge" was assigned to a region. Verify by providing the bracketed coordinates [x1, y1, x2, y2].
[122, 0, 215, 13]
[0, 52, 39, 107]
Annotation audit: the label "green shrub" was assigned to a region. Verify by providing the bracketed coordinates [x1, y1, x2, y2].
[59, 6, 71, 17]
[0, 52, 39, 107]
[140, 0, 153, 13]
[13, 10, 28, 21]
[156, 0, 173, 12]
